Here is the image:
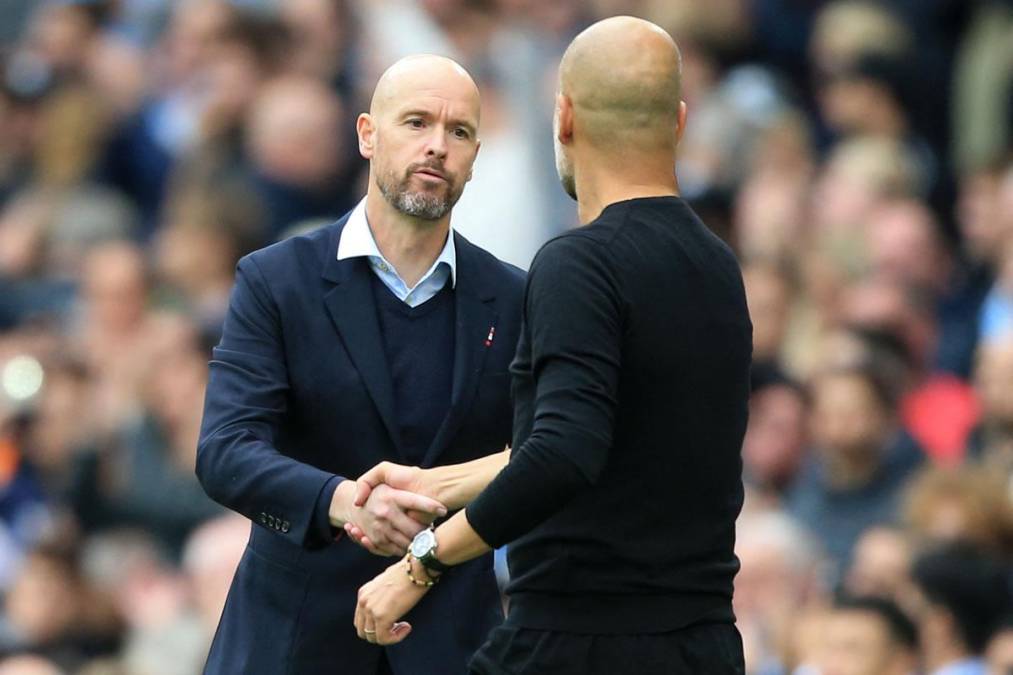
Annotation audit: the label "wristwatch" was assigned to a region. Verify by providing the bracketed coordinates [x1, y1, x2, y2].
[410, 527, 451, 575]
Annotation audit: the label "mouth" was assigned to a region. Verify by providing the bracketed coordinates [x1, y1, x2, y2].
[413, 168, 447, 182]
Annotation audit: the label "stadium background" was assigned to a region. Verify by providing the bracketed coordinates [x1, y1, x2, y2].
[0, 0, 1011, 673]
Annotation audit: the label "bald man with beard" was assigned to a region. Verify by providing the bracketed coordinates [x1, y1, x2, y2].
[353, 17, 752, 674]
[196, 55, 525, 674]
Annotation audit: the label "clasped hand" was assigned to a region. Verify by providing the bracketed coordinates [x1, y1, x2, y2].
[344, 462, 434, 555]
[346, 462, 440, 645]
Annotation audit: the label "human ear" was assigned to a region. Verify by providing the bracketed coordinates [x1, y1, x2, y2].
[357, 113, 376, 159]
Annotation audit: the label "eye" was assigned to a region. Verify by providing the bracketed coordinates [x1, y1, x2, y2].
[453, 127, 470, 139]
[407, 118, 425, 129]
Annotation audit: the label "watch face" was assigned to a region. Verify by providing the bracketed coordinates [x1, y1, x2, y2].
[410, 529, 436, 558]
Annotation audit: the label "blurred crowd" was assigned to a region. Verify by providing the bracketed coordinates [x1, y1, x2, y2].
[0, 0, 1011, 673]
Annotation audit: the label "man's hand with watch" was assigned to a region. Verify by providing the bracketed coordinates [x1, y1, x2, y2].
[353, 527, 450, 645]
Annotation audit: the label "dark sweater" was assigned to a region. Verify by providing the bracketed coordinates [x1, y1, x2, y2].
[371, 275, 456, 465]
[466, 196, 752, 634]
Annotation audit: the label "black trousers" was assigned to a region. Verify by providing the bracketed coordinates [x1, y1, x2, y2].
[469, 622, 744, 675]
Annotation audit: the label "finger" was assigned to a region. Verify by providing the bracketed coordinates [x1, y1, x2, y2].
[353, 463, 390, 507]
[389, 489, 447, 518]
[405, 509, 436, 526]
[371, 539, 401, 557]
[344, 523, 366, 542]
[379, 621, 412, 645]
[389, 622, 413, 644]
[384, 529, 411, 554]
[354, 596, 366, 640]
[364, 614, 378, 644]
[358, 536, 386, 556]
[353, 479, 373, 508]
[386, 506, 427, 539]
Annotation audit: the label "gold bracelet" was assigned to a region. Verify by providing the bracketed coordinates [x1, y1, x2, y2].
[405, 554, 439, 587]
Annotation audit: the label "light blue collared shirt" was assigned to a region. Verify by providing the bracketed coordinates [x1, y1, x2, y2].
[932, 659, 987, 675]
[337, 199, 456, 308]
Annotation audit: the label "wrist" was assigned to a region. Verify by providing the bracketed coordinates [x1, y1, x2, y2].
[409, 554, 441, 583]
[329, 479, 356, 527]
[423, 466, 453, 508]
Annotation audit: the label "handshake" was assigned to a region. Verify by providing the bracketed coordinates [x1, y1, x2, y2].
[336, 449, 509, 644]
[330, 461, 449, 557]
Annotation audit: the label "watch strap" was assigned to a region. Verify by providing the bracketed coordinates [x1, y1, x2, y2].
[418, 548, 451, 574]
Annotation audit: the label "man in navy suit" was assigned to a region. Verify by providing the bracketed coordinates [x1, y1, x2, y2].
[196, 55, 525, 674]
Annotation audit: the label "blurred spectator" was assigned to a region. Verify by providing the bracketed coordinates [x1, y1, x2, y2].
[80, 530, 199, 675]
[0, 540, 118, 671]
[279, 0, 356, 89]
[969, 338, 1013, 479]
[979, 164, 1013, 343]
[98, 0, 237, 230]
[986, 616, 1013, 675]
[734, 508, 826, 675]
[181, 514, 248, 651]
[787, 360, 923, 579]
[0, 654, 64, 675]
[815, 595, 919, 675]
[908, 544, 1012, 675]
[69, 316, 221, 556]
[743, 262, 795, 368]
[842, 526, 914, 604]
[741, 364, 808, 502]
[154, 173, 265, 337]
[903, 466, 1013, 557]
[244, 75, 356, 238]
[951, 0, 1013, 174]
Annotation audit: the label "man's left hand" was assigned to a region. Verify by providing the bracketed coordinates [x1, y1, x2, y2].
[354, 557, 432, 645]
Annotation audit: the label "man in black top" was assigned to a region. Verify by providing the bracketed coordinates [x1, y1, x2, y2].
[351, 16, 753, 674]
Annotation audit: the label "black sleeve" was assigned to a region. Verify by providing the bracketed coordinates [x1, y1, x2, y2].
[466, 235, 622, 548]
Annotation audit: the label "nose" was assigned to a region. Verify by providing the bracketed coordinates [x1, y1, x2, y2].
[424, 125, 448, 160]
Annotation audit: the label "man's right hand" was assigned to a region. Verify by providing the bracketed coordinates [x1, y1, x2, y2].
[331, 479, 446, 557]
[342, 462, 438, 555]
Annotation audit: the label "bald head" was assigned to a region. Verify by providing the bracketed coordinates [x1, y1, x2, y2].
[559, 16, 683, 148]
[358, 55, 482, 222]
[370, 55, 480, 124]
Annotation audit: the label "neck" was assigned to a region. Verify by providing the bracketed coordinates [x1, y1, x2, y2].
[364, 188, 450, 288]
[572, 147, 680, 225]
[924, 639, 971, 673]
[824, 446, 882, 489]
[866, 102, 908, 138]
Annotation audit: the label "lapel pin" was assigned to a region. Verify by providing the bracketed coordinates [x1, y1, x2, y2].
[484, 326, 496, 348]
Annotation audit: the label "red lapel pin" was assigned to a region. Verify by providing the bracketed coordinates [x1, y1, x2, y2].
[484, 326, 496, 347]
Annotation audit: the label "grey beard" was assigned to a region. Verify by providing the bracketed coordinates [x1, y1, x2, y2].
[378, 175, 451, 221]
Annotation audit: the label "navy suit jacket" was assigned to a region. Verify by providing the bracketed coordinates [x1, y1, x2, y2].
[196, 212, 525, 674]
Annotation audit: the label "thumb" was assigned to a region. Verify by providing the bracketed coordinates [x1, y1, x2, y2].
[353, 463, 390, 507]
[390, 621, 412, 643]
[353, 479, 373, 508]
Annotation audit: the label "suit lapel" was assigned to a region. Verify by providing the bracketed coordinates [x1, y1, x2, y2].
[321, 222, 401, 453]
[422, 235, 498, 467]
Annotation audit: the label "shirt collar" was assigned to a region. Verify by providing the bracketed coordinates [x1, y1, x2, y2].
[337, 198, 456, 288]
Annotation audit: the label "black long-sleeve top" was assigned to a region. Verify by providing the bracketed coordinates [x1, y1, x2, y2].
[466, 196, 753, 634]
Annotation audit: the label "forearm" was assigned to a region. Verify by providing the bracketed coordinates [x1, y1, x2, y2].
[425, 447, 510, 510]
[433, 509, 492, 566]
[465, 434, 592, 549]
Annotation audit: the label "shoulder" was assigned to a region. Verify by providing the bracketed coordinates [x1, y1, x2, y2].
[240, 216, 346, 277]
[529, 228, 613, 278]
